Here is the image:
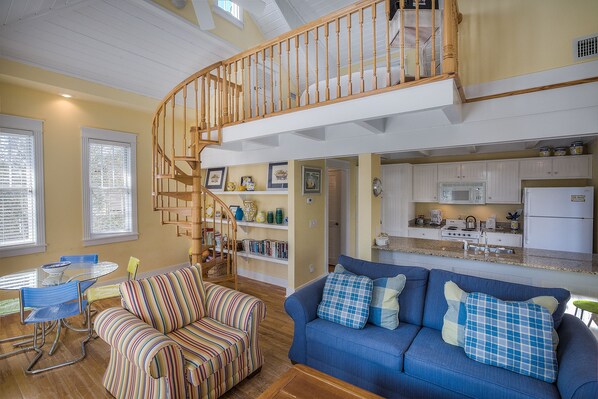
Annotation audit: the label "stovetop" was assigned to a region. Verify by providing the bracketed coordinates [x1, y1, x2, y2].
[441, 219, 482, 238]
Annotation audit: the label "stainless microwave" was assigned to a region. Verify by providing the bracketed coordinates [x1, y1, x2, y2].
[438, 182, 486, 204]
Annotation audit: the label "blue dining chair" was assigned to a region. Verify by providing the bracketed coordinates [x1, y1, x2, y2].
[20, 280, 91, 374]
[60, 254, 99, 292]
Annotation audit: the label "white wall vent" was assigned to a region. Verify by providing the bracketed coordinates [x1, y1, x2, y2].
[573, 34, 598, 61]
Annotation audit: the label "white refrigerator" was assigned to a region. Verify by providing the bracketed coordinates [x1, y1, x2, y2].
[523, 187, 594, 253]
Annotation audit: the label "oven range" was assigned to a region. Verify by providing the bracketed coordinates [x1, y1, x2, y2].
[440, 219, 481, 243]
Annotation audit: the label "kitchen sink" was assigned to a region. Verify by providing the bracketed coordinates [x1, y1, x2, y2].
[464, 244, 515, 255]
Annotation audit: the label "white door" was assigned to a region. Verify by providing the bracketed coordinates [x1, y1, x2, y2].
[524, 216, 593, 253]
[328, 170, 342, 265]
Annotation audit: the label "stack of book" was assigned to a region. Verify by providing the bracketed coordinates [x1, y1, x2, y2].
[242, 239, 288, 260]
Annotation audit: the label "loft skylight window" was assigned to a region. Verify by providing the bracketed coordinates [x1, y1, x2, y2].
[216, 0, 243, 24]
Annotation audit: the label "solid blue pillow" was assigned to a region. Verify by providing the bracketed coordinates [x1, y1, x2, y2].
[317, 272, 372, 329]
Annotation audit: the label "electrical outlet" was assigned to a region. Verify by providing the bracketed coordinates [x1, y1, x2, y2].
[306, 197, 313, 204]
[309, 264, 314, 273]
[309, 219, 317, 228]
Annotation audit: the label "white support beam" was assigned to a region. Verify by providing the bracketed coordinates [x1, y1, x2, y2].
[293, 127, 326, 141]
[242, 135, 280, 151]
[354, 118, 387, 134]
[441, 104, 463, 124]
[218, 141, 244, 151]
[468, 146, 478, 154]
[417, 150, 431, 157]
[191, 0, 215, 30]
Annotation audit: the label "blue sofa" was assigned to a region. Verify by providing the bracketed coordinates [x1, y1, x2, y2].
[285, 255, 598, 399]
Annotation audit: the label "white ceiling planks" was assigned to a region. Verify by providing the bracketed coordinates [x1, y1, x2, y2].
[0, 0, 238, 99]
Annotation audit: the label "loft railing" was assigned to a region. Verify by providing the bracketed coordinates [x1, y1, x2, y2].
[151, 0, 461, 279]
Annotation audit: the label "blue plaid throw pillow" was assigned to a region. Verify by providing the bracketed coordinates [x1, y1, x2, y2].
[335, 264, 406, 330]
[464, 292, 558, 383]
[317, 272, 373, 329]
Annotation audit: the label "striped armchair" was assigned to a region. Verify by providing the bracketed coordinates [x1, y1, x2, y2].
[94, 265, 266, 399]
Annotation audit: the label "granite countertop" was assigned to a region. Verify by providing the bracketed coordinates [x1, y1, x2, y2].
[373, 236, 598, 275]
[406, 221, 522, 235]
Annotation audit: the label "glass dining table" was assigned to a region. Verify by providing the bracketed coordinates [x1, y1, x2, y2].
[0, 261, 118, 290]
[0, 261, 118, 360]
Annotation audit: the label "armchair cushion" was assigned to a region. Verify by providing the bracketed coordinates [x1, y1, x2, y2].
[120, 266, 207, 334]
[167, 317, 249, 386]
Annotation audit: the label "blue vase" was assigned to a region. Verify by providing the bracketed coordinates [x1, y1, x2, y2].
[235, 207, 244, 221]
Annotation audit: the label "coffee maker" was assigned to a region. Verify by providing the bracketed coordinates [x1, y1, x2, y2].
[430, 209, 442, 225]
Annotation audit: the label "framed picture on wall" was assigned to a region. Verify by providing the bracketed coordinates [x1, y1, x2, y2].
[205, 167, 227, 191]
[267, 162, 288, 190]
[302, 166, 322, 195]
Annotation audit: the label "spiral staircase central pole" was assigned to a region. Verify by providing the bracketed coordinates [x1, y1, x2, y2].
[191, 162, 202, 265]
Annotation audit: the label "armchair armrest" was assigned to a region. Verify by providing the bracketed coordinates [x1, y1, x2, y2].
[556, 314, 598, 399]
[204, 283, 266, 332]
[95, 308, 186, 381]
[283, 275, 328, 364]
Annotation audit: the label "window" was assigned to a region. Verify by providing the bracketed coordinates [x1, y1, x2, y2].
[0, 114, 45, 258]
[216, 0, 243, 25]
[82, 127, 137, 246]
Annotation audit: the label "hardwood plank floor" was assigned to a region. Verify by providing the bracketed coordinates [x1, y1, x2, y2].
[0, 277, 294, 398]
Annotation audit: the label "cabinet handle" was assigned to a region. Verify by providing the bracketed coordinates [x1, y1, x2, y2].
[547, 171, 551, 174]
[488, 196, 492, 199]
[554, 171, 558, 175]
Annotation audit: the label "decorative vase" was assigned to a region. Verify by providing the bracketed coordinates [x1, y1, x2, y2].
[267, 211, 274, 224]
[243, 200, 257, 222]
[235, 207, 244, 221]
[510, 220, 519, 231]
[256, 211, 266, 223]
[275, 208, 283, 224]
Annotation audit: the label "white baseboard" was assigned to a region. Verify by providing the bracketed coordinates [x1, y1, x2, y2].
[237, 267, 287, 288]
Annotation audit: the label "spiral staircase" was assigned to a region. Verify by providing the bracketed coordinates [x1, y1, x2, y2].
[152, 62, 238, 287]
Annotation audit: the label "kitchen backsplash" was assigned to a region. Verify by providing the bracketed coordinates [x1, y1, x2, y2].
[415, 203, 520, 223]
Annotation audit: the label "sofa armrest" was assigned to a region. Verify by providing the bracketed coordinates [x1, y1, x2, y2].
[95, 308, 186, 381]
[556, 314, 598, 399]
[283, 275, 328, 364]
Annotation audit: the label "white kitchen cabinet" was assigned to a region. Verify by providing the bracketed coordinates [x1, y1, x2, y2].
[485, 232, 522, 248]
[438, 162, 486, 182]
[486, 160, 521, 204]
[408, 227, 441, 240]
[520, 155, 592, 179]
[381, 164, 414, 237]
[412, 164, 438, 202]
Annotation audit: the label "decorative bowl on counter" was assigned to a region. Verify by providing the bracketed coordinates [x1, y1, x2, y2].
[375, 235, 389, 246]
[554, 147, 568, 156]
[41, 261, 71, 276]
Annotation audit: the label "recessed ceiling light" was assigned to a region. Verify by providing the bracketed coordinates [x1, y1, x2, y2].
[60, 93, 72, 98]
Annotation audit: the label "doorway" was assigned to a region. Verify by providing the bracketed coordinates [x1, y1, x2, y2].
[327, 159, 351, 268]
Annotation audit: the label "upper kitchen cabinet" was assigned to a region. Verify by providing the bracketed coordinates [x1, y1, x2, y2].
[486, 160, 521, 204]
[382, 164, 414, 237]
[438, 162, 487, 182]
[519, 155, 592, 179]
[412, 164, 438, 202]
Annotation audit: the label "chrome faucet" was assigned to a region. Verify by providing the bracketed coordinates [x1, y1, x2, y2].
[483, 232, 489, 254]
[462, 240, 469, 251]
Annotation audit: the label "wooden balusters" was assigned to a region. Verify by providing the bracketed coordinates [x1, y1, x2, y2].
[314, 27, 319, 104]
[415, 0, 420, 80]
[241, 57, 246, 120]
[287, 38, 291, 109]
[304, 32, 309, 105]
[347, 13, 352, 96]
[385, 0, 391, 87]
[295, 35, 299, 107]
[443, 0, 457, 75]
[372, 4, 377, 90]
[207, 71, 211, 138]
[255, 52, 259, 117]
[399, 0, 405, 84]
[325, 22, 330, 101]
[262, 49, 267, 115]
[431, 0, 436, 76]
[278, 42, 283, 111]
[170, 96, 175, 177]
[270, 45, 274, 113]
[359, 8, 364, 93]
[336, 18, 341, 99]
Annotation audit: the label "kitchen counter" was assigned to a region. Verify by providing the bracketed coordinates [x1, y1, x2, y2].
[373, 236, 598, 275]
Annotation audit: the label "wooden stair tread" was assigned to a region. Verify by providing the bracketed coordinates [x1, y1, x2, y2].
[157, 191, 192, 201]
[201, 257, 227, 272]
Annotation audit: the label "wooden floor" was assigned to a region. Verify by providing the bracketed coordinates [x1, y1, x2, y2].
[0, 277, 294, 398]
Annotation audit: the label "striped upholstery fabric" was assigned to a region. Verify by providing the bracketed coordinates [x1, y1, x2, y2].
[168, 317, 249, 385]
[95, 265, 266, 399]
[120, 265, 207, 334]
[95, 308, 187, 399]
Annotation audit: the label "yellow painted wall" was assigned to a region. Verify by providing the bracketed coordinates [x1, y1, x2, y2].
[0, 81, 190, 296]
[288, 160, 326, 291]
[459, 0, 598, 86]
[357, 153, 381, 260]
[152, 0, 265, 51]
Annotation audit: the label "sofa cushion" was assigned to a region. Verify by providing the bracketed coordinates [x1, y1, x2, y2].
[404, 327, 560, 399]
[167, 317, 249, 386]
[464, 292, 558, 383]
[306, 317, 420, 371]
[335, 264, 406, 330]
[338, 255, 429, 326]
[121, 265, 207, 334]
[317, 272, 373, 329]
[442, 280, 559, 349]
[423, 269, 570, 332]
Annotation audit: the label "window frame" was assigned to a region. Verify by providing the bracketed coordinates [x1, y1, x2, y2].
[214, 0, 244, 28]
[81, 127, 138, 246]
[0, 114, 46, 258]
